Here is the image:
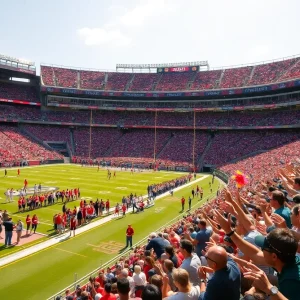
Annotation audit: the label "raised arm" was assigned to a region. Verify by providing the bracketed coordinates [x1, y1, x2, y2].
[213, 210, 267, 265]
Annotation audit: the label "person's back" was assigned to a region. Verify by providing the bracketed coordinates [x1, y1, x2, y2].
[3, 220, 14, 231]
[167, 286, 200, 300]
[146, 236, 169, 258]
[274, 206, 292, 228]
[200, 257, 241, 300]
[180, 253, 201, 286]
[277, 255, 300, 300]
[195, 228, 211, 257]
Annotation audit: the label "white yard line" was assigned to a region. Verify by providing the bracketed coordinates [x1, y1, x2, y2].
[0, 175, 209, 267]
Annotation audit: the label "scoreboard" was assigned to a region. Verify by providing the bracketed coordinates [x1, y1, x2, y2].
[157, 66, 199, 73]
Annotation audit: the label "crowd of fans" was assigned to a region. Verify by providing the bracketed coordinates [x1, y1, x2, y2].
[190, 70, 222, 90]
[2, 123, 300, 168]
[155, 72, 194, 91]
[248, 58, 299, 86]
[220, 66, 253, 88]
[205, 130, 300, 166]
[40, 57, 300, 92]
[105, 73, 133, 91]
[0, 125, 63, 165]
[128, 73, 158, 91]
[62, 146, 300, 300]
[0, 82, 39, 102]
[1, 103, 299, 128]
[80, 71, 106, 90]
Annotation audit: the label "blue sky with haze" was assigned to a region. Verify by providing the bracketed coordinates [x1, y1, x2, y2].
[1, 0, 299, 73]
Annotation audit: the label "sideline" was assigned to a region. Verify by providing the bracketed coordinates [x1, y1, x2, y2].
[0, 175, 209, 267]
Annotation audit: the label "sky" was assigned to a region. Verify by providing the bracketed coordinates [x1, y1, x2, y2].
[1, 0, 300, 73]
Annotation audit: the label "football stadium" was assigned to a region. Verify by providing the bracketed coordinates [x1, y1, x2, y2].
[0, 1, 300, 300]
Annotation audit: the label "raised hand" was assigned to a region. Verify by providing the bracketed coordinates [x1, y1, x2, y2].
[243, 262, 273, 295]
[271, 213, 287, 228]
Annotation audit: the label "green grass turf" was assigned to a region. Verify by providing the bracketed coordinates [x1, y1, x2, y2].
[0, 164, 184, 247]
[0, 169, 219, 300]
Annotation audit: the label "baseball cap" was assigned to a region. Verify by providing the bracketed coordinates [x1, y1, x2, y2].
[255, 233, 295, 256]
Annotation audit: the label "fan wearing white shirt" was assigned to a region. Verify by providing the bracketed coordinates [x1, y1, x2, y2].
[131, 265, 146, 297]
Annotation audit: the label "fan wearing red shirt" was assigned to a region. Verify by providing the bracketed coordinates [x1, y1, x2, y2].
[26, 215, 31, 235]
[101, 283, 116, 300]
[70, 215, 77, 237]
[126, 224, 134, 249]
[31, 214, 38, 234]
[181, 197, 185, 211]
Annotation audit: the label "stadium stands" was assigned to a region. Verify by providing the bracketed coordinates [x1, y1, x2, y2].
[204, 130, 300, 166]
[107, 130, 171, 159]
[105, 73, 132, 91]
[248, 58, 299, 86]
[155, 72, 194, 91]
[220, 66, 253, 88]
[80, 70, 105, 90]
[40, 56, 300, 92]
[190, 70, 222, 90]
[128, 73, 157, 91]
[41, 66, 55, 86]
[53, 67, 77, 88]
[158, 131, 208, 164]
[23, 125, 72, 146]
[0, 125, 63, 165]
[0, 82, 39, 102]
[0, 104, 299, 127]
[73, 127, 123, 157]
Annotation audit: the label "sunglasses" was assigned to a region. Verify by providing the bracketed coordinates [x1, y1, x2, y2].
[205, 255, 217, 264]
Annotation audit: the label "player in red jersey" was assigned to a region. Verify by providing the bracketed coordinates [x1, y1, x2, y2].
[105, 200, 110, 214]
[62, 212, 67, 232]
[70, 214, 77, 237]
[80, 199, 84, 208]
[73, 206, 77, 215]
[56, 213, 63, 234]
[18, 198, 22, 212]
[22, 197, 26, 212]
[114, 203, 120, 217]
[26, 215, 31, 235]
[113, 171, 116, 178]
[17, 169, 20, 176]
[82, 205, 87, 224]
[122, 203, 127, 217]
[24, 179, 28, 191]
[31, 214, 38, 234]
[181, 197, 185, 211]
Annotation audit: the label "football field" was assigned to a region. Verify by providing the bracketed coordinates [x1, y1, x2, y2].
[0, 164, 220, 299]
[0, 164, 183, 237]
